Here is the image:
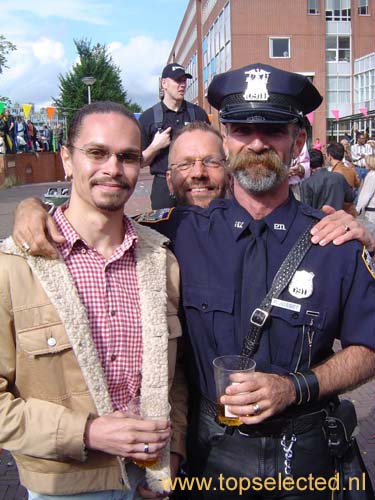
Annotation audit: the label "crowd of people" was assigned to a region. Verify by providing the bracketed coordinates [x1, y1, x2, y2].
[295, 133, 375, 234]
[0, 61, 375, 500]
[0, 109, 64, 154]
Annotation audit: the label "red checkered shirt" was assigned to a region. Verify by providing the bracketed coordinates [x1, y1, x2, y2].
[54, 206, 142, 411]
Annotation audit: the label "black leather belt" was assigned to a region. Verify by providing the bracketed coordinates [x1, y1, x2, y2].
[153, 173, 166, 178]
[365, 207, 375, 212]
[199, 396, 326, 437]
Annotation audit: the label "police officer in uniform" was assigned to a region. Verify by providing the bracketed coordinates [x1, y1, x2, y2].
[139, 63, 209, 209]
[141, 64, 375, 498]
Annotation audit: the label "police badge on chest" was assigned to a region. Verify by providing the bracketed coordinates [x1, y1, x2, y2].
[288, 271, 315, 299]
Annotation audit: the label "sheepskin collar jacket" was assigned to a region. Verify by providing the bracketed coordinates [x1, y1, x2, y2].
[0, 222, 185, 495]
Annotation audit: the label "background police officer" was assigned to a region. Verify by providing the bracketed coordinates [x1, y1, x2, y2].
[139, 63, 209, 209]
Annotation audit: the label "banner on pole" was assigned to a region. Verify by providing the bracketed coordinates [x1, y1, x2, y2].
[306, 112, 314, 126]
[47, 107, 56, 121]
[22, 104, 32, 119]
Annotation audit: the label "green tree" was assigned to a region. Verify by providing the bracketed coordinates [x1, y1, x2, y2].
[54, 38, 141, 124]
[0, 35, 16, 102]
[0, 35, 16, 75]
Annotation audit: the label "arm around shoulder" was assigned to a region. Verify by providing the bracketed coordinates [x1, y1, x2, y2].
[13, 197, 64, 258]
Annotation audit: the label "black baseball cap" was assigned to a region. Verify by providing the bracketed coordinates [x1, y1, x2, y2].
[207, 63, 323, 125]
[162, 63, 192, 80]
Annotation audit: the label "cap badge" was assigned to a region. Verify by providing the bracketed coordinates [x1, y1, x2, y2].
[288, 270, 314, 299]
[172, 65, 184, 72]
[244, 68, 270, 102]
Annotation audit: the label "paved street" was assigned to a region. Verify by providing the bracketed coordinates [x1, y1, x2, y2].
[0, 170, 153, 240]
[0, 176, 374, 498]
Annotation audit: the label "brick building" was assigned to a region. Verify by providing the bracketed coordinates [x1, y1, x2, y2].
[168, 0, 375, 143]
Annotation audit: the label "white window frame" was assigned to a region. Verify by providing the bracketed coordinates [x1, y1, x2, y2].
[308, 0, 319, 15]
[269, 38, 290, 59]
[326, 0, 351, 21]
[358, 0, 369, 15]
[326, 35, 350, 63]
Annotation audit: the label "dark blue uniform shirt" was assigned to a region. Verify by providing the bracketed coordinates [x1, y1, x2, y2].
[138, 195, 375, 402]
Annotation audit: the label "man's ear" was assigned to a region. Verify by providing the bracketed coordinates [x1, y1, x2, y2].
[61, 145, 73, 181]
[222, 124, 230, 158]
[166, 170, 173, 194]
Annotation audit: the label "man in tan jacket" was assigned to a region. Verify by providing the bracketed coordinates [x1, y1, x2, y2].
[0, 101, 186, 499]
[327, 142, 360, 190]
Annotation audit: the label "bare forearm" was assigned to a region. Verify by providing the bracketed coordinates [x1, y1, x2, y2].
[142, 144, 159, 167]
[313, 345, 375, 398]
[12, 197, 65, 258]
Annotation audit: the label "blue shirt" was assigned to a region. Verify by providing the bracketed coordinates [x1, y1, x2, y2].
[139, 195, 375, 401]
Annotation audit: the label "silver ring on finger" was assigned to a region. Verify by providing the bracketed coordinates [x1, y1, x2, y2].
[343, 224, 350, 233]
[143, 442, 149, 454]
[21, 242, 31, 253]
[252, 403, 261, 415]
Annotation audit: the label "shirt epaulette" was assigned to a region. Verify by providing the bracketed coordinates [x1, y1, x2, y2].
[299, 203, 324, 221]
[133, 207, 175, 224]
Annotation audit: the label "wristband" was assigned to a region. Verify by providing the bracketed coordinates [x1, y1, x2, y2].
[287, 370, 320, 406]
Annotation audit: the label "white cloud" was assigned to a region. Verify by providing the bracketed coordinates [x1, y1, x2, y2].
[1, 38, 69, 107]
[109, 36, 172, 110]
[32, 38, 67, 64]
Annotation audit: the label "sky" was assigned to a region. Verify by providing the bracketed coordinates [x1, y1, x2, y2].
[0, 0, 189, 111]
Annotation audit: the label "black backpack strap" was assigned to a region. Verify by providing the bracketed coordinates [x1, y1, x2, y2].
[152, 102, 164, 131]
[186, 102, 196, 123]
[241, 219, 318, 358]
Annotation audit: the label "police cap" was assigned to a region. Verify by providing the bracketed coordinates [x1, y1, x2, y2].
[207, 63, 323, 124]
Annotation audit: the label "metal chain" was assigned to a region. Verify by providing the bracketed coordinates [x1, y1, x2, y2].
[281, 434, 297, 476]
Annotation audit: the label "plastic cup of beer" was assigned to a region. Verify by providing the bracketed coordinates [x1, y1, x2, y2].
[127, 396, 170, 468]
[213, 355, 256, 426]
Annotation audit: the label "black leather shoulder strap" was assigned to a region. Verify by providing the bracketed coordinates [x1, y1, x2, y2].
[241, 219, 318, 358]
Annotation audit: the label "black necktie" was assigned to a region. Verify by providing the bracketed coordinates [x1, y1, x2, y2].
[240, 219, 268, 338]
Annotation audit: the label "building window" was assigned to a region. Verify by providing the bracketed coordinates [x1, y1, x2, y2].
[327, 76, 351, 107]
[225, 40, 231, 71]
[308, 0, 319, 14]
[326, 35, 350, 62]
[269, 38, 290, 58]
[358, 0, 369, 15]
[202, 1, 231, 84]
[224, 2, 231, 44]
[325, 0, 351, 21]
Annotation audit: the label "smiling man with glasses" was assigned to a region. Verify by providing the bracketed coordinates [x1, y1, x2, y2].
[0, 101, 186, 499]
[166, 122, 230, 207]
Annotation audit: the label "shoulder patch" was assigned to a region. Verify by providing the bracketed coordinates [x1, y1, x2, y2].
[362, 247, 375, 280]
[133, 208, 175, 224]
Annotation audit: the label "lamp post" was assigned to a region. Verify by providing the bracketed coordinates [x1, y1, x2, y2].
[81, 76, 96, 104]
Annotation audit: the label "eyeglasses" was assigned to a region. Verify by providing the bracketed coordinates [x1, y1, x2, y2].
[69, 145, 142, 166]
[169, 157, 227, 172]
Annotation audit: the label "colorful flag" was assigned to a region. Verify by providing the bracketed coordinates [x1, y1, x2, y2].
[359, 107, 368, 117]
[306, 112, 314, 126]
[47, 107, 56, 121]
[22, 104, 32, 119]
[331, 109, 340, 121]
[0, 101, 7, 114]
